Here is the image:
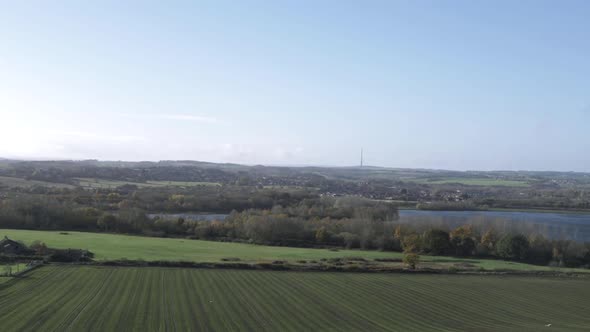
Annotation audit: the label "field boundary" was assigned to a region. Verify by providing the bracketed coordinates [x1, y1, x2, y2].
[2, 261, 44, 278]
[62, 260, 590, 278]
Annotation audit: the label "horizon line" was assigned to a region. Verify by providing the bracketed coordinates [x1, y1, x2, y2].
[1, 156, 588, 174]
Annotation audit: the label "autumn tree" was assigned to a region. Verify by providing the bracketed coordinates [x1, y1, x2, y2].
[315, 226, 327, 243]
[403, 253, 420, 269]
[450, 225, 476, 256]
[402, 234, 422, 253]
[450, 224, 474, 239]
[30, 240, 49, 255]
[480, 228, 497, 252]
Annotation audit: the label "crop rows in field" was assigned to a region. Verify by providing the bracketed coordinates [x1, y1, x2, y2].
[0, 266, 589, 331]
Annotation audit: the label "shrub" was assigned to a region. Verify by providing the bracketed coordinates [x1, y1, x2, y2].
[403, 253, 420, 269]
[220, 257, 241, 262]
[374, 258, 402, 263]
[343, 257, 367, 262]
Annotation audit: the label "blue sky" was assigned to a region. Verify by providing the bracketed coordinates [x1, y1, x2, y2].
[1, 1, 589, 170]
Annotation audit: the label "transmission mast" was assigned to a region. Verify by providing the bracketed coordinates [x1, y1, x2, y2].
[360, 148, 364, 168]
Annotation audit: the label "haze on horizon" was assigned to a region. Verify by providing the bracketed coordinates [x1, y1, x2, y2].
[1, 1, 589, 171]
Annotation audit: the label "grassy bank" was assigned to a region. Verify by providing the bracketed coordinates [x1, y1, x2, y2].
[1, 229, 587, 273]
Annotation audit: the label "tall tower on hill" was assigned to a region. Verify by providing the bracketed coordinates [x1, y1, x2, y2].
[360, 148, 364, 168]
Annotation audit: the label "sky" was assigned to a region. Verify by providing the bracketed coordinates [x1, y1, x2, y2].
[1, 0, 589, 171]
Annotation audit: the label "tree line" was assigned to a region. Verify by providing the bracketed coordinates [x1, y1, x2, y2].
[1, 192, 589, 268]
[190, 202, 589, 268]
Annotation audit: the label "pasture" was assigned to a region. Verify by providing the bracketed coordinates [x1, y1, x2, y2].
[0, 265, 588, 331]
[0, 176, 220, 190]
[75, 177, 220, 189]
[410, 177, 530, 187]
[0, 176, 75, 189]
[1, 229, 587, 272]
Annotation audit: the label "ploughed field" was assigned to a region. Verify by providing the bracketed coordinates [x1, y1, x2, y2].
[1, 266, 589, 331]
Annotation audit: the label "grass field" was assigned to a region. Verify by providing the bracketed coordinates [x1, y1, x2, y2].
[410, 177, 530, 187]
[0, 176, 75, 189]
[1, 229, 586, 272]
[147, 180, 221, 187]
[0, 263, 28, 276]
[75, 178, 220, 189]
[0, 176, 221, 189]
[0, 265, 588, 331]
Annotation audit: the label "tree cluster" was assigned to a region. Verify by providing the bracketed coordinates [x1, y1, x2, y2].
[394, 224, 590, 268]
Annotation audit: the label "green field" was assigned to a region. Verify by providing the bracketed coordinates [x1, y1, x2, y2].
[0, 265, 588, 331]
[0, 176, 220, 189]
[410, 177, 530, 187]
[147, 180, 221, 187]
[75, 178, 220, 189]
[0, 176, 75, 189]
[1, 229, 586, 272]
[0, 263, 28, 276]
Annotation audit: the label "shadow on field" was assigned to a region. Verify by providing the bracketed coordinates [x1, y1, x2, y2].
[428, 259, 479, 264]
